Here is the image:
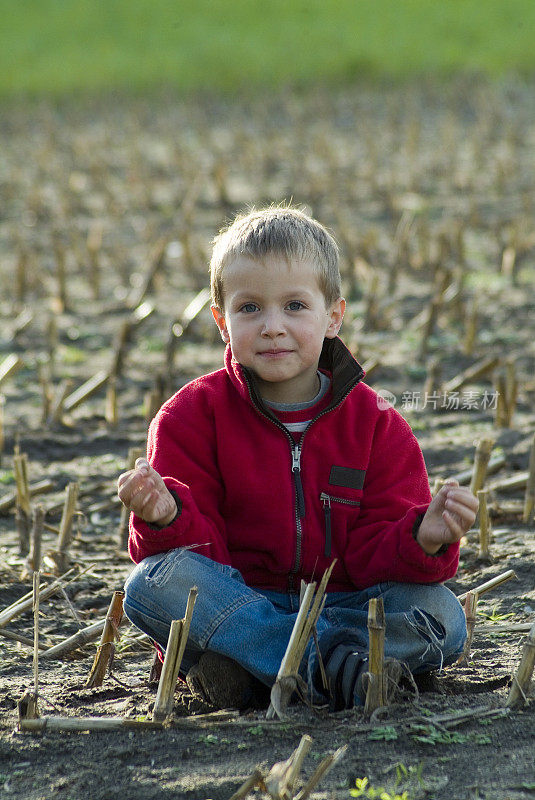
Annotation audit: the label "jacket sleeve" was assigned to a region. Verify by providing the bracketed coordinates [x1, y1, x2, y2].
[344, 406, 459, 587]
[128, 388, 232, 566]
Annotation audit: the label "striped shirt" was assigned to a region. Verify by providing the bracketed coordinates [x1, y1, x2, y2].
[264, 370, 332, 441]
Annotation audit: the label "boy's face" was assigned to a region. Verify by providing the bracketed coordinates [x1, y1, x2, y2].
[211, 255, 345, 404]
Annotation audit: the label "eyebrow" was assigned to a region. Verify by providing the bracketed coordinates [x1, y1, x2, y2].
[230, 288, 317, 303]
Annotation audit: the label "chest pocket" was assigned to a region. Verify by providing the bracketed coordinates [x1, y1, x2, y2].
[320, 466, 366, 557]
[320, 492, 362, 557]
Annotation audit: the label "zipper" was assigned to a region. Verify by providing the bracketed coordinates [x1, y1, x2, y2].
[320, 492, 361, 557]
[241, 371, 306, 586]
[242, 363, 362, 587]
[292, 444, 305, 519]
[320, 492, 361, 508]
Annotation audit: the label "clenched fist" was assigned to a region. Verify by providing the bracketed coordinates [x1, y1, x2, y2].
[117, 458, 177, 527]
[417, 480, 479, 555]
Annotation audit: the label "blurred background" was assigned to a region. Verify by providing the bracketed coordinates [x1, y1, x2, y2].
[2, 0, 535, 96]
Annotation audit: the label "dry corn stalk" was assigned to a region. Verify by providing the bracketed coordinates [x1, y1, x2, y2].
[0, 394, 4, 466]
[488, 471, 528, 493]
[47, 379, 73, 425]
[267, 561, 336, 719]
[87, 221, 103, 300]
[457, 569, 516, 604]
[442, 356, 499, 395]
[38, 364, 52, 424]
[0, 568, 77, 628]
[105, 375, 118, 426]
[50, 481, 79, 574]
[153, 587, 198, 722]
[85, 591, 125, 688]
[21, 504, 44, 579]
[32, 572, 40, 704]
[0, 354, 23, 388]
[294, 744, 347, 800]
[14, 451, 31, 556]
[364, 597, 386, 715]
[229, 738, 346, 800]
[506, 622, 535, 709]
[166, 287, 211, 372]
[418, 295, 441, 359]
[470, 438, 494, 495]
[110, 319, 132, 379]
[63, 371, 109, 414]
[522, 433, 535, 523]
[451, 455, 505, 487]
[110, 302, 155, 379]
[463, 298, 479, 356]
[494, 360, 518, 428]
[40, 617, 127, 660]
[264, 734, 313, 799]
[0, 478, 54, 516]
[16, 248, 28, 303]
[127, 237, 168, 309]
[46, 315, 58, 372]
[457, 591, 478, 665]
[53, 236, 68, 312]
[477, 490, 491, 560]
[20, 715, 164, 733]
[229, 770, 264, 800]
[11, 308, 33, 340]
[501, 245, 516, 277]
[423, 357, 442, 399]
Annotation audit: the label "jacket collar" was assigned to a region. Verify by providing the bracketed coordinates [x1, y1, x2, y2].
[225, 336, 365, 413]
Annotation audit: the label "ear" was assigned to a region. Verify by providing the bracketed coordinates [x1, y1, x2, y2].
[325, 297, 346, 339]
[211, 305, 230, 343]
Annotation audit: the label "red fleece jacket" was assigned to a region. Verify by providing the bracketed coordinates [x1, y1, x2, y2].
[129, 337, 459, 592]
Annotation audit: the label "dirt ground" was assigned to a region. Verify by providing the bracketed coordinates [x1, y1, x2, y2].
[0, 78, 534, 800]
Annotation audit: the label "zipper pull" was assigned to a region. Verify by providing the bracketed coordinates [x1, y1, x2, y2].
[321, 493, 332, 557]
[292, 444, 305, 518]
[292, 444, 301, 472]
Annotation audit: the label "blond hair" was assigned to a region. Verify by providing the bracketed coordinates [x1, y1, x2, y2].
[210, 205, 341, 311]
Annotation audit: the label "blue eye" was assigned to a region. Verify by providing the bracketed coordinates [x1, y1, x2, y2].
[287, 301, 304, 311]
[240, 303, 258, 313]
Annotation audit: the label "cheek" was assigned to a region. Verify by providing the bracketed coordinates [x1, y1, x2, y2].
[227, 322, 253, 352]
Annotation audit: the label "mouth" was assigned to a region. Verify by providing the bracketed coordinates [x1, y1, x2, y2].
[258, 349, 293, 356]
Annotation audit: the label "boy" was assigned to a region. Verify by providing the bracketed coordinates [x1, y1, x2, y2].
[118, 205, 478, 711]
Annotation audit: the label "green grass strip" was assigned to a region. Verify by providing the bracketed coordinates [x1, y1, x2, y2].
[2, 0, 535, 97]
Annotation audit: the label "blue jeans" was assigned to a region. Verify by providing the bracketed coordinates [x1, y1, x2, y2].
[124, 548, 466, 702]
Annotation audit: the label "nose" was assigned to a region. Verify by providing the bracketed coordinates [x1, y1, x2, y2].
[261, 308, 285, 337]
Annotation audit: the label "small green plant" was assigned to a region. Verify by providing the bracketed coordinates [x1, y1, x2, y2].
[394, 763, 424, 789]
[0, 471, 15, 484]
[246, 725, 264, 736]
[367, 726, 399, 741]
[477, 605, 514, 623]
[408, 723, 491, 746]
[350, 777, 410, 800]
[197, 733, 219, 745]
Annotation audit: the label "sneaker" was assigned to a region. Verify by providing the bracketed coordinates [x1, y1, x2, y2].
[316, 628, 416, 710]
[316, 628, 368, 711]
[186, 652, 265, 711]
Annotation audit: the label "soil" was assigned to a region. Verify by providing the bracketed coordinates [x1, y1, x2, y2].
[1, 78, 534, 800]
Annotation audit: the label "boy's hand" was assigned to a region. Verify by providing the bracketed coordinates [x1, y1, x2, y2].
[416, 480, 479, 555]
[117, 458, 178, 527]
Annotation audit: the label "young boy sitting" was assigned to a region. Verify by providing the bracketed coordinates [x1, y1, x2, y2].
[118, 205, 478, 711]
